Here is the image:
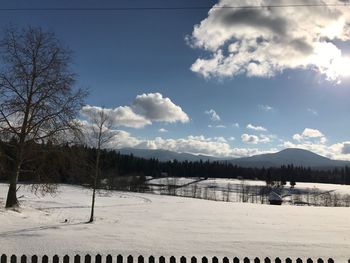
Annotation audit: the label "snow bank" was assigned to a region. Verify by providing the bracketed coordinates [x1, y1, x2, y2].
[0, 184, 349, 261]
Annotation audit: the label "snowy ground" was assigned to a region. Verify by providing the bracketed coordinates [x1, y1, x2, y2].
[0, 183, 349, 261]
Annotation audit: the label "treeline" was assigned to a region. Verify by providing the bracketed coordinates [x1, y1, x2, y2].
[1, 141, 350, 186]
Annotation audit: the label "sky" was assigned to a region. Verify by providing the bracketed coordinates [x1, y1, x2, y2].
[2, 0, 350, 160]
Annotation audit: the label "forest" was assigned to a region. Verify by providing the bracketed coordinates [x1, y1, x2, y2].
[1, 141, 350, 190]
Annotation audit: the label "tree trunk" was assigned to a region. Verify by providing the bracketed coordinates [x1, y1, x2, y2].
[5, 166, 20, 208]
[88, 149, 100, 223]
[88, 187, 96, 223]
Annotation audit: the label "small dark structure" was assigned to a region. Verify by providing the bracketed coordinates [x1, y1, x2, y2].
[268, 191, 283, 205]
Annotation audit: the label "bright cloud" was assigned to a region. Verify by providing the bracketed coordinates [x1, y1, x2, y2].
[293, 128, 325, 142]
[247, 124, 267, 132]
[259, 104, 274, 111]
[98, 129, 277, 158]
[241, 133, 271, 144]
[158, 128, 168, 133]
[281, 128, 350, 161]
[132, 93, 189, 123]
[307, 108, 318, 115]
[283, 140, 350, 161]
[81, 93, 189, 129]
[188, 0, 350, 80]
[205, 109, 221, 121]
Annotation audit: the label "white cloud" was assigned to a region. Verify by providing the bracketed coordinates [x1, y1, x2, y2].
[259, 104, 274, 111]
[81, 93, 189, 129]
[293, 128, 324, 140]
[86, 128, 277, 158]
[80, 105, 151, 129]
[232, 122, 240, 128]
[282, 140, 350, 161]
[208, 124, 226, 128]
[158, 128, 168, 133]
[188, 0, 350, 80]
[241, 134, 259, 144]
[247, 124, 267, 132]
[292, 128, 327, 146]
[307, 108, 318, 115]
[132, 93, 189, 123]
[205, 109, 221, 121]
[241, 133, 272, 144]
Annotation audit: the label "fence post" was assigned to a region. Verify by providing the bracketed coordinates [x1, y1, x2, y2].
[96, 254, 102, 263]
[148, 256, 155, 263]
[106, 255, 112, 263]
[191, 257, 197, 263]
[296, 259, 302, 263]
[263, 258, 270, 263]
[223, 257, 229, 263]
[10, 255, 16, 263]
[243, 258, 250, 263]
[275, 258, 281, 263]
[74, 255, 80, 263]
[180, 257, 186, 263]
[317, 259, 324, 263]
[212, 257, 218, 263]
[42, 255, 49, 263]
[307, 259, 313, 263]
[53, 255, 59, 263]
[285, 258, 292, 263]
[32, 256, 38, 263]
[138, 256, 144, 263]
[254, 258, 260, 263]
[84, 255, 91, 263]
[159, 257, 165, 263]
[327, 259, 334, 263]
[202, 257, 208, 263]
[20, 256, 27, 263]
[127, 255, 133, 263]
[233, 257, 239, 263]
[170, 257, 176, 263]
[63, 255, 69, 263]
[117, 255, 123, 263]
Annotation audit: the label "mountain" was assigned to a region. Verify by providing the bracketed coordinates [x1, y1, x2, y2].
[229, 148, 350, 168]
[118, 148, 218, 162]
[118, 147, 350, 168]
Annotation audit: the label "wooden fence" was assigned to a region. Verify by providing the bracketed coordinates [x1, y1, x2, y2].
[0, 255, 348, 263]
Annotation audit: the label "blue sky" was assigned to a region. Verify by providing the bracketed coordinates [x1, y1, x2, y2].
[2, 0, 350, 159]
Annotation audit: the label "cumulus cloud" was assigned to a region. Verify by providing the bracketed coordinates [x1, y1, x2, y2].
[81, 93, 189, 129]
[281, 128, 350, 160]
[158, 128, 168, 133]
[205, 109, 221, 121]
[127, 133, 275, 157]
[283, 140, 350, 161]
[241, 133, 271, 144]
[241, 134, 259, 144]
[342, 143, 350, 154]
[208, 124, 226, 128]
[132, 93, 189, 123]
[307, 108, 318, 115]
[293, 128, 325, 142]
[259, 104, 274, 111]
[188, 0, 350, 80]
[247, 124, 267, 132]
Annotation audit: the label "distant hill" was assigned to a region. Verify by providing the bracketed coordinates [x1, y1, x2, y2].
[118, 147, 350, 168]
[229, 148, 350, 168]
[118, 148, 218, 162]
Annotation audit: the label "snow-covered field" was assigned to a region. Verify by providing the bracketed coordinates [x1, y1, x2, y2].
[0, 183, 349, 261]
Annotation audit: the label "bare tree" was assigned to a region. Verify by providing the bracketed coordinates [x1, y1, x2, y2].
[81, 107, 117, 223]
[0, 26, 86, 208]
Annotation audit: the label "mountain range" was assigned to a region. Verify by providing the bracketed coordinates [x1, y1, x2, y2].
[118, 148, 350, 168]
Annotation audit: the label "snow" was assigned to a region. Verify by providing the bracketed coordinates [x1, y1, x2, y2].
[0, 183, 350, 261]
